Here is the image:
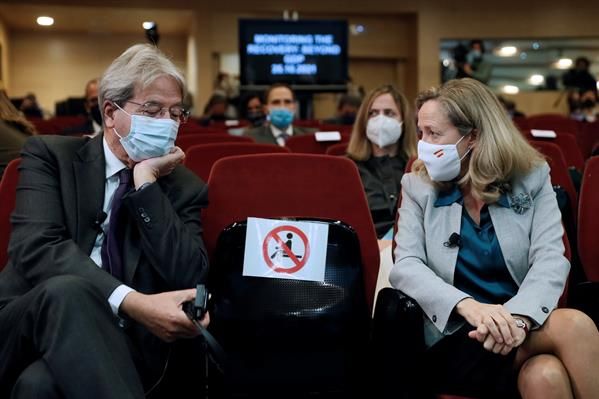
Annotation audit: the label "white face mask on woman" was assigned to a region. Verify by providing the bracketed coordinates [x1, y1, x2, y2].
[417, 134, 471, 182]
[366, 114, 403, 148]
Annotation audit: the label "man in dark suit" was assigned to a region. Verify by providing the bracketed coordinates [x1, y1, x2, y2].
[0, 44, 209, 398]
[244, 83, 314, 146]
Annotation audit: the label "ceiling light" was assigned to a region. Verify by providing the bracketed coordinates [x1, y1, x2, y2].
[36, 16, 54, 26]
[555, 58, 573, 70]
[497, 46, 518, 57]
[502, 85, 519, 95]
[142, 21, 156, 30]
[529, 74, 545, 86]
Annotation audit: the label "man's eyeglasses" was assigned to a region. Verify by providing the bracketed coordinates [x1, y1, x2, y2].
[126, 100, 190, 124]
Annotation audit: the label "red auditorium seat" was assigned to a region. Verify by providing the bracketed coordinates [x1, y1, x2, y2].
[318, 124, 354, 135]
[325, 142, 348, 156]
[531, 141, 578, 224]
[285, 133, 350, 154]
[176, 133, 253, 153]
[202, 153, 380, 310]
[0, 158, 21, 270]
[526, 113, 581, 135]
[512, 115, 529, 131]
[184, 142, 290, 181]
[578, 121, 599, 160]
[525, 130, 585, 171]
[577, 157, 599, 281]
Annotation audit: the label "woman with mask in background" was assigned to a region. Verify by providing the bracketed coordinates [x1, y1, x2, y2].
[390, 78, 599, 398]
[346, 85, 418, 238]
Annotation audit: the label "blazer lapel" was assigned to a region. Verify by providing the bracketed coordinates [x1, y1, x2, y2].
[73, 135, 106, 255]
[436, 202, 463, 283]
[489, 204, 529, 284]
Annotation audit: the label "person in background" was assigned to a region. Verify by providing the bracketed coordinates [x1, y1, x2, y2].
[498, 96, 525, 119]
[461, 40, 492, 84]
[346, 84, 418, 238]
[0, 89, 36, 177]
[245, 83, 314, 146]
[198, 93, 231, 126]
[324, 94, 362, 125]
[63, 78, 103, 136]
[0, 43, 209, 398]
[391, 78, 599, 398]
[241, 92, 265, 128]
[0, 89, 37, 136]
[569, 89, 598, 123]
[562, 57, 597, 94]
[18, 93, 44, 119]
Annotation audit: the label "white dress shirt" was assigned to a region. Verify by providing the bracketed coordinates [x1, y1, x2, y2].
[89, 138, 135, 315]
[269, 124, 293, 147]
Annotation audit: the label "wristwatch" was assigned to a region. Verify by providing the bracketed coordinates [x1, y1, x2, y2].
[515, 318, 529, 334]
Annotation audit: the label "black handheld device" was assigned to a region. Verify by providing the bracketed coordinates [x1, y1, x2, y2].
[183, 284, 208, 321]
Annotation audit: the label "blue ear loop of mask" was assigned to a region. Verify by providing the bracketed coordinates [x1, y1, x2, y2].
[112, 102, 179, 162]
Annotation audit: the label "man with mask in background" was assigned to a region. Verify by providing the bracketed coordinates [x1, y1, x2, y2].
[0, 44, 210, 398]
[245, 83, 314, 146]
[63, 78, 104, 136]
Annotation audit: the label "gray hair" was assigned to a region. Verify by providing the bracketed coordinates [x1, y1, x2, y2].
[99, 44, 186, 108]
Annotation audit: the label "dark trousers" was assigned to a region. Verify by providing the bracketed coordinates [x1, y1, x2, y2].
[0, 275, 146, 399]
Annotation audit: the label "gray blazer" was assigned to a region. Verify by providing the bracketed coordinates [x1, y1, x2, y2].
[389, 163, 570, 347]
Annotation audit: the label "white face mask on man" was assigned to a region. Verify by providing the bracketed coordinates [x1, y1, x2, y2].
[366, 114, 403, 148]
[417, 134, 471, 182]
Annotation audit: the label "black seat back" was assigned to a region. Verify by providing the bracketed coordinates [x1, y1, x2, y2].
[208, 218, 370, 397]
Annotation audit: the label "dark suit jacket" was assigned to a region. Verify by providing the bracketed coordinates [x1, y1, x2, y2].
[0, 134, 209, 373]
[244, 124, 315, 145]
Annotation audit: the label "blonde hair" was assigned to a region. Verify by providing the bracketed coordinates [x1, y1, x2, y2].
[346, 85, 417, 161]
[414, 78, 544, 203]
[99, 44, 186, 111]
[0, 90, 36, 135]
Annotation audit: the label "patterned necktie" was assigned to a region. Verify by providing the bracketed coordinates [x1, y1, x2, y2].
[101, 168, 132, 281]
[279, 132, 290, 145]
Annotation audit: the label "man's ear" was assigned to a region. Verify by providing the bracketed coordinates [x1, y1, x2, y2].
[262, 104, 270, 115]
[103, 101, 116, 128]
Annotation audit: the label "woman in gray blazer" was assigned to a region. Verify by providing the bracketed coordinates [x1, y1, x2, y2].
[390, 78, 599, 398]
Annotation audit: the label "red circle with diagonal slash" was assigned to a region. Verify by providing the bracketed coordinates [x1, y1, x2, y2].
[262, 225, 310, 273]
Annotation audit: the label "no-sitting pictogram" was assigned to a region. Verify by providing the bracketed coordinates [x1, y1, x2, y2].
[262, 225, 310, 273]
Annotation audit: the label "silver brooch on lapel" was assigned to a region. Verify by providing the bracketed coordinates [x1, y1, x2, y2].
[510, 193, 532, 214]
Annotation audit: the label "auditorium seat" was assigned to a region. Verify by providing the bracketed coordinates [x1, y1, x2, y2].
[318, 124, 354, 135]
[285, 133, 350, 154]
[176, 133, 253, 153]
[525, 130, 584, 172]
[202, 153, 379, 309]
[569, 156, 599, 326]
[325, 142, 348, 156]
[526, 113, 581, 135]
[577, 156, 599, 282]
[0, 158, 21, 270]
[202, 153, 378, 397]
[184, 142, 289, 181]
[531, 141, 578, 225]
[578, 121, 599, 160]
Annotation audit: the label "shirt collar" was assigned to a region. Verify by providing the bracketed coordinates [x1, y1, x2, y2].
[269, 123, 293, 138]
[434, 184, 510, 208]
[102, 137, 128, 180]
